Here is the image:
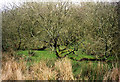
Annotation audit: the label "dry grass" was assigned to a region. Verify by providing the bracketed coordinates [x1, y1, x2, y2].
[1, 52, 120, 81]
[1, 53, 74, 80]
[2, 60, 25, 80]
[104, 66, 120, 81]
[2, 59, 58, 80]
[55, 58, 74, 80]
[26, 61, 57, 80]
[2, 54, 27, 80]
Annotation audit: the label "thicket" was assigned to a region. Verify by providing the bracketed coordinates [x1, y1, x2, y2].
[2, 2, 120, 59]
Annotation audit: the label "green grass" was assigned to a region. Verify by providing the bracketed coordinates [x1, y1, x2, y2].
[16, 49, 115, 80]
[17, 50, 56, 58]
[17, 50, 57, 67]
[16, 49, 95, 69]
[17, 49, 95, 61]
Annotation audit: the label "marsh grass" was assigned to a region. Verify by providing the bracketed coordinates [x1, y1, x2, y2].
[2, 52, 120, 81]
[2, 53, 74, 80]
[55, 58, 74, 80]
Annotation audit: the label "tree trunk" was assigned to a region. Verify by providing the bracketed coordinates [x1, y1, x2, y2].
[17, 27, 22, 50]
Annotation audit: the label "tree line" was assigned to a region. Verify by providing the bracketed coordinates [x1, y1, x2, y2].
[2, 2, 120, 59]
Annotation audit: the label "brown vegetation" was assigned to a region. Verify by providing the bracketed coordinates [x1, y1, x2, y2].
[1, 53, 120, 80]
[2, 53, 74, 80]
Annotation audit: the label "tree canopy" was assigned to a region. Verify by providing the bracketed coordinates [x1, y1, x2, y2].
[2, 2, 120, 60]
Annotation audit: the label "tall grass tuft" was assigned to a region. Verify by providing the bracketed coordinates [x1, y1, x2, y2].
[2, 52, 119, 81]
[103, 63, 120, 81]
[2, 53, 74, 80]
[55, 58, 74, 80]
[27, 61, 57, 80]
[2, 60, 26, 80]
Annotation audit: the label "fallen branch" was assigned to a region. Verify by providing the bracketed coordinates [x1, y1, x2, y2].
[69, 57, 106, 61]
